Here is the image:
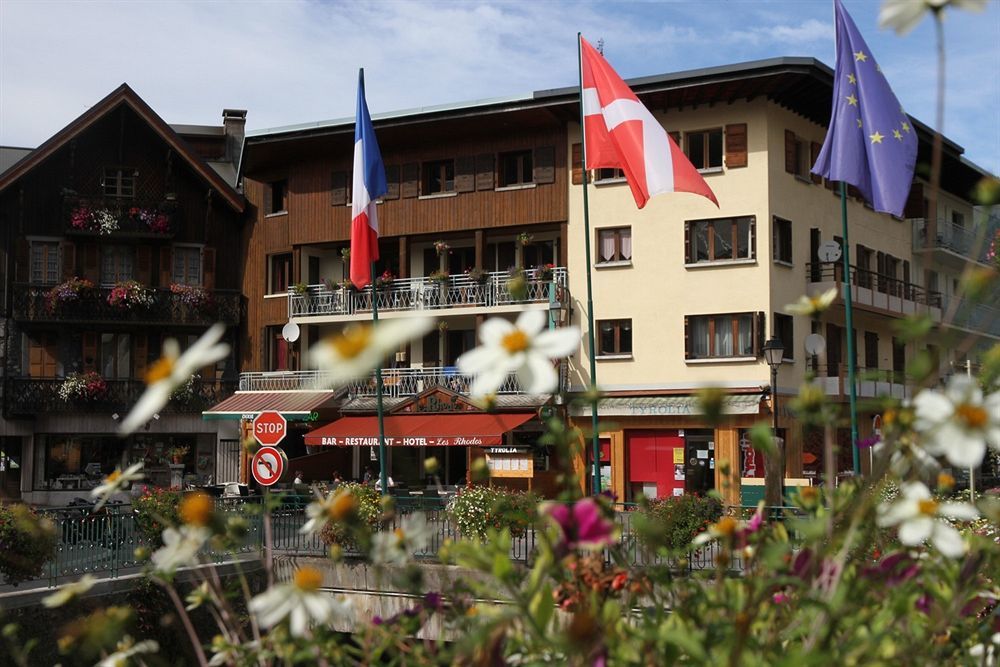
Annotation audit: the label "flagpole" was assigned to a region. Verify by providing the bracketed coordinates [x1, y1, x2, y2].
[839, 182, 861, 475]
[577, 33, 602, 495]
[370, 258, 389, 494]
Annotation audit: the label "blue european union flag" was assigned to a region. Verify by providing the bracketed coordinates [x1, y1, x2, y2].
[812, 0, 917, 218]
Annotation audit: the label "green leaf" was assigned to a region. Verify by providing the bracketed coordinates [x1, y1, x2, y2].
[529, 584, 554, 632]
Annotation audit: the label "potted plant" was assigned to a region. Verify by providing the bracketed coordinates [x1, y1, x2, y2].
[375, 269, 395, 289]
[429, 269, 450, 283]
[517, 231, 534, 246]
[168, 445, 190, 465]
[107, 280, 154, 310]
[57, 371, 108, 403]
[433, 240, 450, 256]
[292, 282, 309, 296]
[535, 263, 556, 281]
[45, 277, 95, 312]
[169, 283, 212, 312]
[465, 267, 488, 284]
[129, 207, 171, 234]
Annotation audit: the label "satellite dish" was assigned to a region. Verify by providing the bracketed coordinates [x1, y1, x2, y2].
[281, 321, 300, 343]
[804, 333, 826, 356]
[817, 241, 842, 263]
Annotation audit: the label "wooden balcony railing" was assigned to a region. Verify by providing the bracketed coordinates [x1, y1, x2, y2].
[3, 377, 236, 417]
[288, 267, 568, 318]
[12, 283, 243, 326]
[806, 262, 942, 307]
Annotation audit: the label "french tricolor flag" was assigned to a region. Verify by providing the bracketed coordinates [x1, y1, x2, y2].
[350, 69, 387, 289]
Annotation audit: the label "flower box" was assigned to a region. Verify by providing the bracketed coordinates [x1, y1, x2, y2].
[107, 280, 154, 310]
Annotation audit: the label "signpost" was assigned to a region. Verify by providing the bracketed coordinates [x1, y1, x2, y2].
[251, 446, 286, 487]
[251, 410, 287, 585]
[253, 411, 287, 448]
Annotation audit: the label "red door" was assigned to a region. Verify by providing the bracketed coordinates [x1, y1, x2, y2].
[626, 430, 685, 500]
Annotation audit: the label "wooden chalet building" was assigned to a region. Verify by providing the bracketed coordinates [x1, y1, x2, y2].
[0, 85, 246, 505]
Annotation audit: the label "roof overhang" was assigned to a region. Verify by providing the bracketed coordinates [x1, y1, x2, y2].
[203, 391, 339, 421]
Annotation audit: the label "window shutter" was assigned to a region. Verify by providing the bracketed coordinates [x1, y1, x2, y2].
[330, 171, 348, 206]
[384, 165, 400, 200]
[724, 123, 747, 169]
[455, 156, 476, 192]
[533, 146, 555, 184]
[401, 163, 419, 198]
[784, 130, 796, 174]
[571, 143, 588, 185]
[749, 216, 757, 260]
[684, 221, 692, 263]
[134, 334, 149, 380]
[15, 239, 29, 283]
[28, 336, 44, 377]
[903, 181, 923, 218]
[82, 243, 99, 283]
[684, 316, 692, 359]
[60, 241, 76, 280]
[810, 142, 822, 184]
[903, 260, 911, 299]
[82, 331, 98, 373]
[136, 245, 152, 285]
[475, 153, 495, 190]
[203, 247, 216, 289]
[668, 131, 681, 146]
[160, 246, 173, 287]
[755, 311, 766, 357]
[263, 182, 273, 215]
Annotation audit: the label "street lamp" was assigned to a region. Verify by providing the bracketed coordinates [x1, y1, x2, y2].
[762, 337, 785, 506]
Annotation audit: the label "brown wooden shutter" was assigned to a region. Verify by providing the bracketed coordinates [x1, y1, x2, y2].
[384, 165, 400, 200]
[136, 245, 152, 285]
[684, 221, 692, 263]
[203, 247, 216, 289]
[263, 182, 273, 216]
[684, 316, 692, 359]
[455, 156, 476, 192]
[134, 334, 149, 380]
[475, 153, 494, 190]
[724, 123, 747, 169]
[571, 143, 589, 185]
[876, 251, 886, 293]
[331, 171, 348, 206]
[810, 142, 822, 184]
[82, 331, 98, 373]
[755, 311, 766, 356]
[60, 241, 76, 280]
[903, 181, 923, 218]
[15, 239, 29, 283]
[668, 131, 681, 146]
[533, 146, 555, 184]
[82, 243, 99, 283]
[903, 260, 911, 299]
[401, 163, 419, 198]
[159, 246, 173, 287]
[749, 216, 757, 260]
[784, 130, 796, 174]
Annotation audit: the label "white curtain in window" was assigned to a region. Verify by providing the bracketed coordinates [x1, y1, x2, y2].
[714, 317, 733, 357]
[692, 318, 709, 357]
[620, 229, 632, 260]
[737, 315, 754, 356]
[600, 233, 615, 262]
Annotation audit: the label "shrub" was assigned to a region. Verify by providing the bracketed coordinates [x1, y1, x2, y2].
[447, 485, 537, 542]
[0, 503, 57, 586]
[318, 482, 381, 550]
[133, 488, 182, 545]
[637, 494, 723, 552]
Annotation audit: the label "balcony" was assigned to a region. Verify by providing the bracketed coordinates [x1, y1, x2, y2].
[12, 283, 243, 327]
[806, 262, 942, 322]
[287, 267, 568, 321]
[810, 364, 910, 400]
[4, 377, 236, 418]
[941, 295, 1000, 339]
[64, 195, 178, 238]
[911, 216, 1000, 267]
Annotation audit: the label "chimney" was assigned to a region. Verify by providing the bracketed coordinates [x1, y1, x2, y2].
[222, 108, 247, 169]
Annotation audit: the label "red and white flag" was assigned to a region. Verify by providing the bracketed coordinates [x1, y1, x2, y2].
[581, 37, 718, 209]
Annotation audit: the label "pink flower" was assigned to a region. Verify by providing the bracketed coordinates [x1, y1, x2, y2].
[543, 498, 616, 551]
[772, 592, 789, 604]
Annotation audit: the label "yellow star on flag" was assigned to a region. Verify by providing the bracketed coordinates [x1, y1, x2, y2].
[846, 94, 858, 106]
[847, 73, 857, 85]
[854, 51, 867, 62]
[893, 129, 903, 141]
[901, 122, 911, 133]
[869, 131, 884, 144]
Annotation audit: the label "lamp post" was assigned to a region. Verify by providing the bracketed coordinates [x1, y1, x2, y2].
[762, 337, 785, 507]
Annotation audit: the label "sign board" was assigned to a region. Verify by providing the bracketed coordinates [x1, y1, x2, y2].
[251, 446, 286, 486]
[485, 452, 533, 478]
[253, 411, 287, 447]
[317, 435, 494, 447]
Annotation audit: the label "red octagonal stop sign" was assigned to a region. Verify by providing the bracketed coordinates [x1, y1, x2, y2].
[253, 411, 287, 447]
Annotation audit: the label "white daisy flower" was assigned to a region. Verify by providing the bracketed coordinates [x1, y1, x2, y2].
[42, 574, 96, 608]
[300, 489, 357, 535]
[970, 632, 1000, 667]
[876, 481, 978, 558]
[248, 566, 352, 637]
[96, 637, 159, 667]
[308, 316, 434, 389]
[151, 525, 210, 574]
[371, 512, 433, 565]
[90, 462, 144, 511]
[879, 0, 987, 36]
[913, 375, 1000, 468]
[457, 310, 579, 399]
[784, 288, 838, 317]
[119, 323, 230, 435]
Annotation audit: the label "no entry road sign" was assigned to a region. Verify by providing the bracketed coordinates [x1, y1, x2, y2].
[251, 446, 286, 486]
[253, 411, 287, 447]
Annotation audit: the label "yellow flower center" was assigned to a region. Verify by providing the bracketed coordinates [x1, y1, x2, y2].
[294, 566, 323, 592]
[325, 492, 357, 521]
[145, 355, 175, 385]
[179, 492, 214, 527]
[501, 329, 530, 354]
[394, 527, 406, 542]
[884, 410, 897, 426]
[105, 470, 122, 484]
[956, 404, 987, 429]
[800, 486, 819, 502]
[329, 326, 371, 360]
[917, 499, 938, 516]
[714, 517, 738, 537]
[937, 472, 956, 489]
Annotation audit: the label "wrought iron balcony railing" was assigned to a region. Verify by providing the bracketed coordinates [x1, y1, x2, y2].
[12, 283, 243, 326]
[3, 377, 236, 417]
[941, 295, 1000, 338]
[64, 195, 178, 238]
[806, 262, 942, 308]
[809, 363, 909, 399]
[288, 267, 568, 318]
[911, 216, 1000, 264]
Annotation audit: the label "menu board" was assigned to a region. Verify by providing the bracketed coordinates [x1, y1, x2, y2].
[485, 448, 534, 478]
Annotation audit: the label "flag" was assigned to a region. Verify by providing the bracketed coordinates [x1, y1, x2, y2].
[350, 69, 387, 289]
[580, 36, 717, 209]
[811, 0, 917, 217]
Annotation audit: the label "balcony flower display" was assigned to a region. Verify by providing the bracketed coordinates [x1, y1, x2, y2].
[70, 206, 119, 235]
[107, 280, 154, 310]
[465, 267, 488, 284]
[45, 277, 95, 311]
[169, 283, 212, 311]
[988, 229, 1000, 269]
[129, 207, 171, 234]
[428, 269, 450, 283]
[535, 263, 556, 281]
[57, 371, 108, 402]
[375, 270, 395, 289]
[433, 240, 450, 256]
[517, 231, 534, 246]
[170, 374, 200, 405]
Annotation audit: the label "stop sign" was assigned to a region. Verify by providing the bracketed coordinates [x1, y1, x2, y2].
[253, 411, 287, 447]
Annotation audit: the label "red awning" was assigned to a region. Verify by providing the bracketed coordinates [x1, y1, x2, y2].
[304, 412, 535, 447]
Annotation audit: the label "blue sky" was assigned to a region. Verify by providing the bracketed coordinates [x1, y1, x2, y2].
[1, 0, 997, 174]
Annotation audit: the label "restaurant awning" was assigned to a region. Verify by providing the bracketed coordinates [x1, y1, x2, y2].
[202, 391, 340, 421]
[304, 412, 535, 447]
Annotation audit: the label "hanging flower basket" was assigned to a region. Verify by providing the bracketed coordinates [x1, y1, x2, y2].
[58, 371, 108, 402]
[433, 240, 450, 256]
[107, 280, 154, 310]
[517, 232, 534, 246]
[45, 277, 95, 312]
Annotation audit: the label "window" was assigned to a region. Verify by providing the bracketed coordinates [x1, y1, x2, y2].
[171, 246, 202, 286]
[685, 129, 723, 171]
[892, 338, 906, 383]
[686, 216, 754, 263]
[598, 319, 632, 356]
[267, 180, 287, 214]
[791, 136, 809, 179]
[596, 227, 631, 265]
[267, 325, 291, 371]
[30, 241, 60, 285]
[595, 167, 625, 181]
[864, 332, 879, 369]
[773, 217, 792, 265]
[498, 151, 533, 187]
[102, 167, 135, 198]
[773, 313, 794, 360]
[100, 245, 134, 286]
[423, 160, 455, 194]
[268, 253, 292, 294]
[100, 332, 131, 379]
[951, 210, 965, 228]
[687, 313, 757, 359]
